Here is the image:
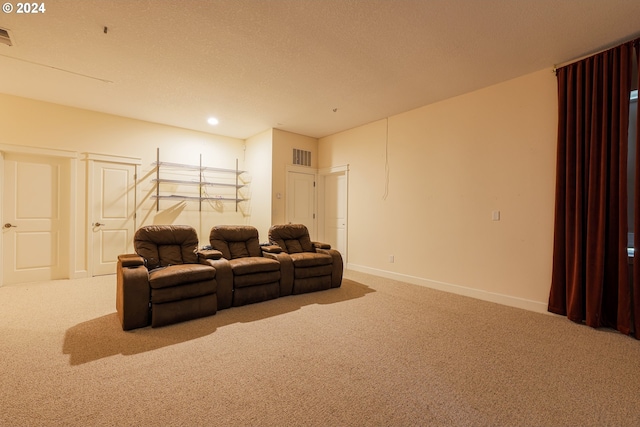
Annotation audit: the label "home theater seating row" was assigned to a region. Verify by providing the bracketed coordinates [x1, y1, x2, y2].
[116, 223, 343, 330]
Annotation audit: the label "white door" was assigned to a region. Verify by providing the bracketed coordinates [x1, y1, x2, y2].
[2, 153, 69, 284]
[321, 172, 347, 259]
[286, 171, 316, 238]
[90, 161, 136, 276]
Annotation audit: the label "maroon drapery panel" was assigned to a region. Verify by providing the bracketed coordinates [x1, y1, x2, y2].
[634, 43, 640, 337]
[548, 41, 634, 335]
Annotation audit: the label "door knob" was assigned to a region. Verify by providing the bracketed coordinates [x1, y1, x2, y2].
[93, 222, 105, 227]
[3, 223, 17, 228]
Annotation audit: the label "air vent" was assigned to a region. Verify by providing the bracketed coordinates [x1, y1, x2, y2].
[0, 27, 12, 46]
[293, 148, 311, 167]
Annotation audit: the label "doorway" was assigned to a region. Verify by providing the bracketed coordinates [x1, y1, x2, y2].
[286, 169, 317, 238]
[1, 149, 75, 285]
[86, 154, 139, 276]
[286, 164, 348, 261]
[318, 165, 348, 261]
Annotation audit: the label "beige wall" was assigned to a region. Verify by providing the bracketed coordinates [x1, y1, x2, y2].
[244, 129, 273, 240]
[0, 93, 322, 278]
[244, 127, 320, 236]
[0, 93, 252, 276]
[271, 128, 318, 227]
[1, 68, 560, 312]
[318, 69, 558, 311]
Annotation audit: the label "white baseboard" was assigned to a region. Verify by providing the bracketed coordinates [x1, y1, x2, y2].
[70, 270, 89, 280]
[346, 263, 550, 315]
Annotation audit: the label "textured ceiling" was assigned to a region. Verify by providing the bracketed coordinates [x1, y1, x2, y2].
[1, 0, 640, 139]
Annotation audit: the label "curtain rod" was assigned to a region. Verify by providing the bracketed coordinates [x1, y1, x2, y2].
[552, 37, 640, 73]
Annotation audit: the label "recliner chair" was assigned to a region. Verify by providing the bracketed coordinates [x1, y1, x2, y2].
[116, 225, 219, 330]
[267, 223, 343, 295]
[204, 225, 281, 309]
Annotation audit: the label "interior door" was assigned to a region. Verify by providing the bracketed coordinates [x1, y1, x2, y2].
[322, 172, 347, 259]
[2, 153, 69, 284]
[90, 160, 136, 276]
[286, 171, 316, 238]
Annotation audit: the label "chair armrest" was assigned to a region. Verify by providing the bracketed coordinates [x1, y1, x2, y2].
[203, 258, 233, 310]
[315, 248, 343, 288]
[117, 256, 150, 330]
[312, 241, 331, 249]
[261, 244, 282, 254]
[263, 251, 293, 296]
[118, 254, 144, 267]
[198, 249, 223, 260]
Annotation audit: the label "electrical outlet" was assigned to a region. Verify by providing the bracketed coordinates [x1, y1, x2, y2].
[389, 255, 395, 263]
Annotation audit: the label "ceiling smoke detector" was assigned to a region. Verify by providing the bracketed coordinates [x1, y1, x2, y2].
[0, 27, 13, 46]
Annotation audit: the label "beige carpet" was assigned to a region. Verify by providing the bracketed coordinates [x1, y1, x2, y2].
[2, 270, 640, 427]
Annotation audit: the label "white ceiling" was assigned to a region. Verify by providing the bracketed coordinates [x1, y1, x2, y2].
[1, 0, 639, 140]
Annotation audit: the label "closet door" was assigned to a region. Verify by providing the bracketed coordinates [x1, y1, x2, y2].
[286, 170, 316, 238]
[89, 159, 137, 276]
[2, 153, 69, 284]
[320, 170, 348, 260]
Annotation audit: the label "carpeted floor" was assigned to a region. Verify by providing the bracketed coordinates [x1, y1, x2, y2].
[2, 270, 640, 427]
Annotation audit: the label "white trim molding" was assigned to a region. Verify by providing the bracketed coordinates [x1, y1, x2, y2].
[0, 143, 77, 158]
[319, 164, 349, 175]
[0, 145, 79, 283]
[83, 152, 142, 165]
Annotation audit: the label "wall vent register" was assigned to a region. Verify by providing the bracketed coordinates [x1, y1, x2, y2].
[293, 148, 311, 167]
[0, 27, 13, 46]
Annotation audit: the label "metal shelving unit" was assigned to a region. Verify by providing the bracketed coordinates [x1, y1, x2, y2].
[151, 148, 247, 212]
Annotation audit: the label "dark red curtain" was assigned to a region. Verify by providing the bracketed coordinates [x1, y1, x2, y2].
[634, 43, 640, 337]
[548, 40, 635, 336]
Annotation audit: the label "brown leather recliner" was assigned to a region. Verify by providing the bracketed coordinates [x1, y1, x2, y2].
[204, 225, 281, 309]
[267, 223, 343, 295]
[116, 225, 220, 330]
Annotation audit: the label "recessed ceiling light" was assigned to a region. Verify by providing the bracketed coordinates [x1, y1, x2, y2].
[207, 117, 219, 126]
